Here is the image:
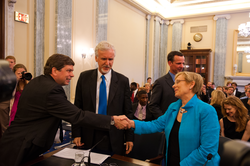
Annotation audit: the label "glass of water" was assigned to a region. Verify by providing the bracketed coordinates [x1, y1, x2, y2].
[71, 151, 86, 166]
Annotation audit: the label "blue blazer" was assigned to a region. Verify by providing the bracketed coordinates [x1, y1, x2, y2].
[134, 94, 220, 166]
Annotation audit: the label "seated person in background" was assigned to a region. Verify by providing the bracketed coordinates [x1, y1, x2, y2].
[227, 86, 234, 97]
[226, 81, 232, 87]
[132, 90, 154, 121]
[200, 84, 209, 103]
[241, 87, 250, 115]
[220, 96, 250, 141]
[9, 64, 30, 125]
[130, 82, 137, 103]
[232, 82, 242, 98]
[210, 90, 226, 120]
[144, 83, 151, 102]
[222, 86, 228, 97]
[216, 86, 223, 91]
[128, 71, 220, 166]
[240, 84, 250, 99]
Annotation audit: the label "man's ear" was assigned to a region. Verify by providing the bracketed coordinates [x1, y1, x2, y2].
[51, 67, 57, 77]
[168, 61, 172, 67]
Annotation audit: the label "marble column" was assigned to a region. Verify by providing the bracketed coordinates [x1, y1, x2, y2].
[96, 0, 108, 46]
[153, 16, 161, 82]
[213, 14, 231, 86]
[34, 0, 45, 77]
[170, 19, 184, 51]
[159, 20, 169, 77]
[56, 0, 72, 100]
[144, 15, 151, 82]
[238, 52, 243, 73]
[5, 0, 16, 57]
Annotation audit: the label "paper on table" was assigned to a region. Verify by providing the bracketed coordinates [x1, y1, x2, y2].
[53, 148, 110, 164]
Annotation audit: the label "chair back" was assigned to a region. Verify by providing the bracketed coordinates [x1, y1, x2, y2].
[127, 132, 165, 162]
[219, 136, 250, 166]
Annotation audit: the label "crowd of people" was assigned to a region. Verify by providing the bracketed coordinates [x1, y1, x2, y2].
[0, 41, 250, 166]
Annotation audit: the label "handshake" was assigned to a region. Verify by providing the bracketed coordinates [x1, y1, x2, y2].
[113, 115, 135, 130]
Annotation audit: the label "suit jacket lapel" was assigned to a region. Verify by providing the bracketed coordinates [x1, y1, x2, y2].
[108, 70, 118, 106]
[165, 73, 175, 94]
[90, 69, 98, 110]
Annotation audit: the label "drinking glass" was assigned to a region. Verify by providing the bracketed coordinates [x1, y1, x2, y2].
[71, 151, 86, 166]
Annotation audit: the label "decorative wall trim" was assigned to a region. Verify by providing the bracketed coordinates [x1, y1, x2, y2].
[163, 20, 170, 25]
[170, 19, 184, 25]
[145, 15, 151, 82]
[172, 22, 183, 51]
[8, 0, 16, 7]
[213, 14, 231, 20]
[96, 0, 108, 46]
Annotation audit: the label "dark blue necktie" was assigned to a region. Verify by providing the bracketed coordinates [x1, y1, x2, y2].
[98, 75, 107, 115]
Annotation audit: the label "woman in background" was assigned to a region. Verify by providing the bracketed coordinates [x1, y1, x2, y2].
[129, 71, 220, 166]
[9, 64, 29, 125]
[210, 90, 226, 120]
[220, 96, 250, 141]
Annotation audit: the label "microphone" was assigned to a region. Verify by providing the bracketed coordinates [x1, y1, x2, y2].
[87, 135, 107, 166]
[203, 153, 213, 166]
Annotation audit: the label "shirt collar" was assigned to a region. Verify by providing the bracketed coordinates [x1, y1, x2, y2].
[172, 94, 198, 111]
[168, 71, 175, 82]
[97, 68, 112, 80]
[138, 102, 147, 108]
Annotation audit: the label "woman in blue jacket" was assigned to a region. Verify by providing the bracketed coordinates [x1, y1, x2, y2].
[129, 71, 220, 166]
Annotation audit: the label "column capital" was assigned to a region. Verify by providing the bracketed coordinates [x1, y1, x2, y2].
[146, 15, 151, 20]
[213, 14, 231, 20]
[154, 16, 161, 23]
[170, 19, 184, 25]
[8, 0, 17, 7]
[161, 20, 170, 25]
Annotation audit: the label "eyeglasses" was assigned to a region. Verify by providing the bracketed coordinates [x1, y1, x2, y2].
[175, 80, 186, 84]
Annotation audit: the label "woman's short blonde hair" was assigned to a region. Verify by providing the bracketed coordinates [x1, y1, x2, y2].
[210, 90, 226, 106]
[175, 71, 203, 95]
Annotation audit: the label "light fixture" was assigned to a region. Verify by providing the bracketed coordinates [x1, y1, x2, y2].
[82, 48, 94, 59]
[246, 55, 250, 59]
[238, 22, 250, 37]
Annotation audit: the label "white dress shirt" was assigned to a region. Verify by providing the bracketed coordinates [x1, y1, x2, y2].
[95, 69, 112, 114]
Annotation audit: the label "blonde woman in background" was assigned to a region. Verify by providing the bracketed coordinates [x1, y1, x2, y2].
[210, 90, 226, 120]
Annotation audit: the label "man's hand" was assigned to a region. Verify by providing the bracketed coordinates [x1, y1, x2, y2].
[73, 137, 84, 146]
[125, 141, 133, 154]
[113, 115, 131, 130]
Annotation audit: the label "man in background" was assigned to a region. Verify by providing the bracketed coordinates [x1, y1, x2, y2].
[0, 56, 16, 138]
[130, 82, 137, 103]
[227, 86, 235, 97]
[147, 77, 152, 85]
[149, 51, 185, 118]
[231, 82, 242, 98]
[132, 90, 154, 121]
[241, 87, 250, 115]
[5, 55, 16, 70]
[72, 41, 134, 155]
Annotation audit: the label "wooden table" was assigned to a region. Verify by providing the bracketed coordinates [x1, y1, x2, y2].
[21, 144, 161, 166]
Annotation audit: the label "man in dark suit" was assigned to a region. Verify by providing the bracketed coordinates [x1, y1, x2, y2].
[130, 82, 137, 103]
[232, 82, 242, 98]
[0, 54, 130, 166]
[241, 87, 250, 114]
[149, 51, 185, 118]
[132, 90, 154, 121]
[72, 41, 133, 155]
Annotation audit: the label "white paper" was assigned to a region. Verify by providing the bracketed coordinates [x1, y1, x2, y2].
[53, 148, 110, 164]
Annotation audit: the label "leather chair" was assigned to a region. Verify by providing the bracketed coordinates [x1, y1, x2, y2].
[126, 132, 165, 165]
[219, 136, 250, 166]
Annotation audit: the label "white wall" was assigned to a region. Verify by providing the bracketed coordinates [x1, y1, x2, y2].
[108, 0, 146, 86]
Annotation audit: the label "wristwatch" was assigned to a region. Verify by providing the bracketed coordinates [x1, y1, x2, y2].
[111, 116, 115, 125]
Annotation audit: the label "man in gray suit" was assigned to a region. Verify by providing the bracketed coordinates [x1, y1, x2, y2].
[72, 41, 134, 155]
[149, 51, 185, 118]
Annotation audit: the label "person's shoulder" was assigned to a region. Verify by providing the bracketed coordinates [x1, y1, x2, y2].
[80, 69, 96, 76]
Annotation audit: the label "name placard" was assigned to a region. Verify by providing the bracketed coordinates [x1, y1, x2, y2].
[14, 11, 29, 24]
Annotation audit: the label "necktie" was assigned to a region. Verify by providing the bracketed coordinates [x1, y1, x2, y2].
[138, 107, 143, 120]
[131, 91, 134, 102]
[98, 75, 107, 115]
